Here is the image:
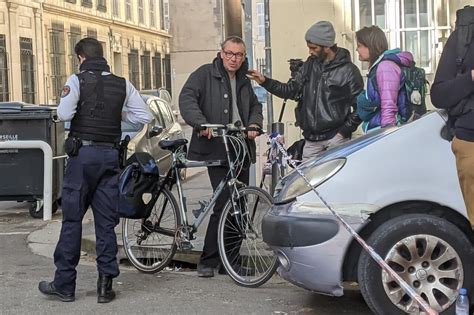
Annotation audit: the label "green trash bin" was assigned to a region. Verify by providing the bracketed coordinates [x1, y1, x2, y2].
[0, 102, 65, 218]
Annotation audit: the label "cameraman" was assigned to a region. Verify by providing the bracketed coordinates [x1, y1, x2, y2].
[248, 21, 363, 160]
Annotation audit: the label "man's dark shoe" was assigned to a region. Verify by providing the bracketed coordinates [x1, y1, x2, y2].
[197, 263, 214, 278]
[38, 281, 75, 302]
[97, 275, 116, 303]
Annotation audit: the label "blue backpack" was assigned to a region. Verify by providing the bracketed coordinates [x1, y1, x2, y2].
[357, 50, 428, 123]
[118, 152, 160, 219]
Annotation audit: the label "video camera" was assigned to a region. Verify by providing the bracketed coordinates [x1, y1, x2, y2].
[288, 58, 304, 80]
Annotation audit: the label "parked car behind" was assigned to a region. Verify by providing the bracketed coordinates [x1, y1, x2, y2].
[124, 94, 183, 175]
[262, 110, 474, 314]
[65, 93, 183, 175]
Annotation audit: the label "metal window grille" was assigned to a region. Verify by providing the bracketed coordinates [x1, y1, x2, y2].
[69, 25, 81, 73]
[141, 51, 151, 89]
[20, 37, 35, 104]
[152, 53, 162, 88]
[50, 23, 67, 103]
[0, 34, 9, 102]
[112, 0, 119, 17]
[128, 49, 140, 88]
[138, 0, 144, 24]
[164, 54, 171, 95]
[149, 0, 156, 27]
[81, 0, 92, 8]
[126, 0, 132, 21]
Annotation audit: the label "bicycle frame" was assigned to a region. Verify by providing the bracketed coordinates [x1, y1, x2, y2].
[155, 128, 247, 239]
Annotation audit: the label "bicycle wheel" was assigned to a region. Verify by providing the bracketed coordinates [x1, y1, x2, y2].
[218, 186, 278, 287]
[122, 187, 180, 273]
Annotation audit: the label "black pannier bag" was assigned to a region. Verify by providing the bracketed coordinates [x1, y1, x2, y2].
[118, 152, 159, 219]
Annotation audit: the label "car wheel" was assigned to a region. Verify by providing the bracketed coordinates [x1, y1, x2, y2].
[357, 214, 473, 315]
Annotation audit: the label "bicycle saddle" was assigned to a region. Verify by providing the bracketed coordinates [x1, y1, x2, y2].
[159, 138, 188, 151]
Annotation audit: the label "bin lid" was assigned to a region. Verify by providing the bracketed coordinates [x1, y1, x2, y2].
[0, 102, 56, 119]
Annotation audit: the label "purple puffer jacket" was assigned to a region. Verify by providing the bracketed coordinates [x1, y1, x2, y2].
[368, 50, 414, 128]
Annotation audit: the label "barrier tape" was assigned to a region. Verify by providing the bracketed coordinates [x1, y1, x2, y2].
[268, 134, 438, 315]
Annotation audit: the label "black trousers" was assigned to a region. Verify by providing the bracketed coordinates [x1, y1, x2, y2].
[53, 146, 120, 295]
[200, 166, 249, 267]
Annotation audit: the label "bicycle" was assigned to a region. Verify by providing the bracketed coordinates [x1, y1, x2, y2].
[122, 123, 278, 287]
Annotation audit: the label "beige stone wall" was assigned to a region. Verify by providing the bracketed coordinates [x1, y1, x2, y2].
[1, 0, 171, 105]
[0, 0, 42, 103]
[169, 0, 224, 109]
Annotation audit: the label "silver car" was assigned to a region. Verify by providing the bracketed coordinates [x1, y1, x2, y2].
[124, 94, 183, 175]
[262, 110, 474, 314]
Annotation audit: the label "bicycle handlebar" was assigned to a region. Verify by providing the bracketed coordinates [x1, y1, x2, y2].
[194, 123, 265, 136]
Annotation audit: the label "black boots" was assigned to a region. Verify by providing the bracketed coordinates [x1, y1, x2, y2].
[38, 281, 75, 302]
[97, 275, 115, 303]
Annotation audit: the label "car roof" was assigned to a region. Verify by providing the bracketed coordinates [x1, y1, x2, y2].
[140, 93, 170, 105]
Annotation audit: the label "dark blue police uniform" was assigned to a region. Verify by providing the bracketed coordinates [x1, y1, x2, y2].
[53, 59, 126, 295]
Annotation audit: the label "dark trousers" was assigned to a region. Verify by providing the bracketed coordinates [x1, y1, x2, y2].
[53, 146, 120, 295]
[200, 166, 249, 267]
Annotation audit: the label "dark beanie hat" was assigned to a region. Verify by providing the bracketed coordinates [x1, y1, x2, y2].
[305, 21, 336, 47]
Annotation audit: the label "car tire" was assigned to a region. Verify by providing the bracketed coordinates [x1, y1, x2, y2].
[357, 214, 473, 315]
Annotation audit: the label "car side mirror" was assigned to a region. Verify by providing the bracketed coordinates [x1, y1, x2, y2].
[148, 125, 163, 138]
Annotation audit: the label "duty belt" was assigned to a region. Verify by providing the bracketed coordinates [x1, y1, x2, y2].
[81, 140, 117, 148]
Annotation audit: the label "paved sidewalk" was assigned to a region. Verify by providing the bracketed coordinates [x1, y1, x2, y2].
[28, 167, 211, 266]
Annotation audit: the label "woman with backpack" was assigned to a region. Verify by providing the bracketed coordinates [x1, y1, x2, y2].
[355, 26, 415, 132]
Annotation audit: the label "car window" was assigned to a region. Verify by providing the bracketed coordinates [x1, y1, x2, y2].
[121, 121, 143, 132]
[156, 100, 174, 128]
[148, 100, 166, 127]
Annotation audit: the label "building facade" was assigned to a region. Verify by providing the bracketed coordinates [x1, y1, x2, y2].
[267, 0, 473, 143]
[0, 0, 171, 105]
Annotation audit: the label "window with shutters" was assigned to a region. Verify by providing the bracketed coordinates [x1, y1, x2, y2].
[141, 51, 151, 89]
[150, 0, 156, 27]
[81, 0, 92, 8]
[128, 49, 140, 88]
[69, 25, 81, 73]
[138, 0, 144, 24]
[126, 0, 133, 21]
[152, 53, 162, 88]
[163, 53, 171, 95]
[49, 23, 67, 103]
[112, 0, 120, 17]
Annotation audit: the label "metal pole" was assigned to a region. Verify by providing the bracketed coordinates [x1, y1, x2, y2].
[242, 0, 257, 185]
[264, 0, 273, 132]
[0, 140, 53, 221]
[270, 122, 284, 194]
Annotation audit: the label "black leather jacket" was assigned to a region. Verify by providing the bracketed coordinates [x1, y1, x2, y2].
[261, 48, 363, 140]
[179, 55, 263, 162]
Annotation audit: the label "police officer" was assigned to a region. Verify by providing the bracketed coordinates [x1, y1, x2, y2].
[39, 38, 152, 303]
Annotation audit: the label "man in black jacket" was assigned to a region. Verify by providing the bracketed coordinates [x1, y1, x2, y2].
[431, 6, 474, 228]
[179, 36, 263, 277]
[248, 21, 363, 160]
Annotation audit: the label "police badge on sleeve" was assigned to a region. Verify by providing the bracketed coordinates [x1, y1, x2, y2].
[61, 85, 71, 98]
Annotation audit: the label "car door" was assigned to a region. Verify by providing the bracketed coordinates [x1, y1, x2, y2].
[146, 99, 173, 173]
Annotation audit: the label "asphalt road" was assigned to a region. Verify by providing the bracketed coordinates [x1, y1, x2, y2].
[0, 201, 372, 315]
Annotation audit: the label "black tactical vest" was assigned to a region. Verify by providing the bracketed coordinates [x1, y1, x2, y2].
[69, 71, 126, 143]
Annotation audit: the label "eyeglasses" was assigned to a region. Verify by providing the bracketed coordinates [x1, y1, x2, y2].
[222, 50, 245, 60]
